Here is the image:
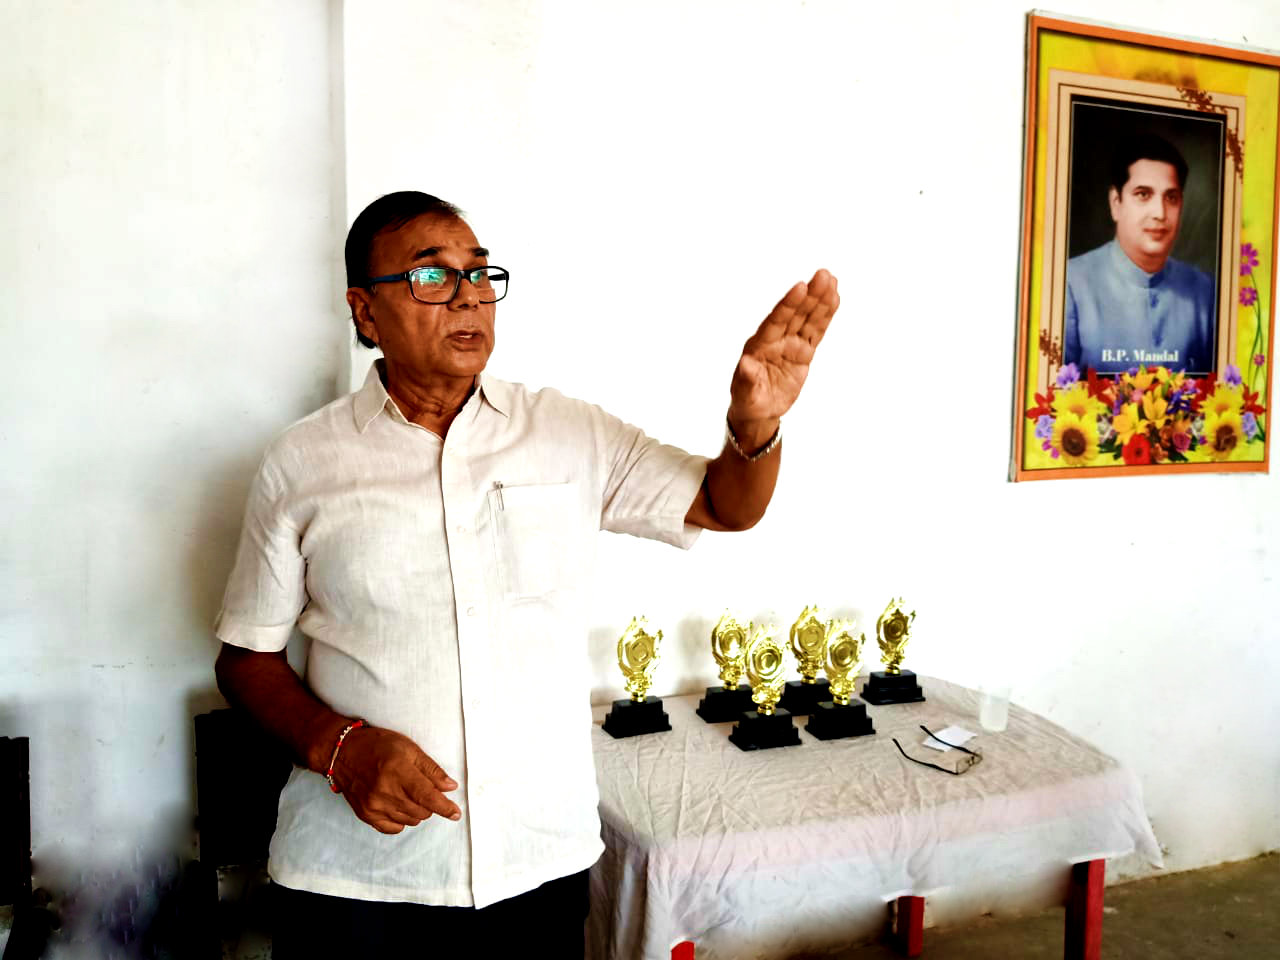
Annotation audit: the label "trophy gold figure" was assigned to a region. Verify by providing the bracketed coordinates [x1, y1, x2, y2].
[805, 619, 875, 740]
[696, 611, 756, 723]
[779, 604, 832, 716]
[602, 617, 673, 738]
[860, 598, 926, 705]
[728, 624, 801, 751]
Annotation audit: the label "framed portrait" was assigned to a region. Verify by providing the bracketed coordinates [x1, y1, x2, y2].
[1012, 14, 1279, 479]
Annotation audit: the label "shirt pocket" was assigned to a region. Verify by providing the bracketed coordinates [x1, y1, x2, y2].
[488, 481, 579, 601]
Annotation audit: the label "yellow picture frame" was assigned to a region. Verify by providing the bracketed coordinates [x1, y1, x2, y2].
[1012, 14, 1278, 479]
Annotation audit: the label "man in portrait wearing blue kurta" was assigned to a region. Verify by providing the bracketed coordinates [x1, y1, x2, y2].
[1064, 132, 1216, 376]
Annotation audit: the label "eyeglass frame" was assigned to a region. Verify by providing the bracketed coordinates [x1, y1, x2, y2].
[365, 264, 511, 304]
[892, 725, 984, 776]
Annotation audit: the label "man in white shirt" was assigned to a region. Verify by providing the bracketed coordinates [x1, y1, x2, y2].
[214, 191, 839, 957]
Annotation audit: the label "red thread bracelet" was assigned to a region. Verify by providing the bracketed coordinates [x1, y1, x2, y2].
[325, 719, 366, 793]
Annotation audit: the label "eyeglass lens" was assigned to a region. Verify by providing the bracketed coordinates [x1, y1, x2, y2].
[409, 266, 508, 303]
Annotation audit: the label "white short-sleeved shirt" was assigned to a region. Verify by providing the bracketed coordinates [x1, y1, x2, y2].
[215, 361, 707, 908]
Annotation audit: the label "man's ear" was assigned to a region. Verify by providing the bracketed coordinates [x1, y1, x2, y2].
[1108, 186, 1121, 223]
[347, 288, 379, 345]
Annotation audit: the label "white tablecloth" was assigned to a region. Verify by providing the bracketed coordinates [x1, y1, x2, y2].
[587, 678, 1161, 960]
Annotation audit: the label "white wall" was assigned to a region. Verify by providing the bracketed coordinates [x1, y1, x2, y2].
[343, 0, 1280, 882]
[0, 0, 1276, 939]
[0, 0, 343, 886]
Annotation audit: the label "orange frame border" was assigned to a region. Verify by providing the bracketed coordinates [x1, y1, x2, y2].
[1012, 13, 1280, 480]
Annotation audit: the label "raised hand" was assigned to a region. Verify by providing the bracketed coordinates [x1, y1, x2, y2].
[330, 725, 461, 834]
[729, 269, 839, 430]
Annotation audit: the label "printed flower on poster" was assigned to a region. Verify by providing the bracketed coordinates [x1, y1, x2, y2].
[1171, 421, 1193, 452]
[1051, 411, 1099, 466]
[1085, 367, 1115, 408]
[1201, 383, 1243, 419]
[1025, 385, 1056, 421]
[1055, 363, 1081, 388]
[1203, 409, 1245, 461]
[1240, 242, 1259, 276]
[1238, 239, 1268, 393]
[1241, 387, 1266, 418]
[1027, 363, 1266, 468]
[1051, 382, 1107, 420]
[1122, 433, 1152, 465]
[1121, 367, 1158, 396]
[1141, 390, 1169, 430]
[1111, 402, 1143, 445]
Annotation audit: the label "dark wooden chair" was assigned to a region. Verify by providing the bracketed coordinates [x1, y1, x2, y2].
[187, 708, 293, 958]
[1, 736, 56, 960]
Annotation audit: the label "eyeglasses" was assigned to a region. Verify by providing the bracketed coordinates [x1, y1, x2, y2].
[892, 725, 983, 776]
[367, 265, 510, 304]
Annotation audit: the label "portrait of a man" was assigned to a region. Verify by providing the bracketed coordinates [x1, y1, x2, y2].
[1015, 24, 1272, 481]
[1064, 130, 1218, 376]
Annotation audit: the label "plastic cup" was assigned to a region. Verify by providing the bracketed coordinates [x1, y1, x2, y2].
[979, 684, 1011, 732]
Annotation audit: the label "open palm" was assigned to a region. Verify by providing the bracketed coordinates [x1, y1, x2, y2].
[730, 269, 839, 422]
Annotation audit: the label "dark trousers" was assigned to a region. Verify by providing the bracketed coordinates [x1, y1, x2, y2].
[271, 869, 590, 959]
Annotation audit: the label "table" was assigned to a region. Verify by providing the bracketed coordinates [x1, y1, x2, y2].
[586, 679, 1161, 960]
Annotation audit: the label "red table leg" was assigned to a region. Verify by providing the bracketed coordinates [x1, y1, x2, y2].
[893, 895, 925, 957]
[670, 940, 695, 960]
[1064, 859, 1105, 960]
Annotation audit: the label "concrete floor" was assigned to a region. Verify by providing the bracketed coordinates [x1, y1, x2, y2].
[3, 853, 1276, 958]
[839, 853, 1279, 960]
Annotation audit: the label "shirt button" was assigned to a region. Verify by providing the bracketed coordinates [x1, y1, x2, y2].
[466, 605, 478, 617]
[455, 524, 467, 535]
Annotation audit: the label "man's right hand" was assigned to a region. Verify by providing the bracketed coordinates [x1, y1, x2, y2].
[213, 644, 463, 835]
[328, 725, 461, 834]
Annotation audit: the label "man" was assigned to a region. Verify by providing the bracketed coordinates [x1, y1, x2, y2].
[213, 191, 838, 957]
[1064, 132, 1216, 376]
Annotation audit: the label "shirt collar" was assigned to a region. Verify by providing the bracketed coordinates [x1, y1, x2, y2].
[1107, 239, 1167, 288]
[475, 372, 512, 418]
[353, 359, 511, 432]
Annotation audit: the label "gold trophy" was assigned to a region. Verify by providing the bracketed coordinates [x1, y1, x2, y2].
[805, 620, 875, 740]
[728, 623, 801, 751]
[602, 616, 673, 738]
[860, 598, 925, 705]
[696, 611, 756, 723]
[778, 604, 832, 716]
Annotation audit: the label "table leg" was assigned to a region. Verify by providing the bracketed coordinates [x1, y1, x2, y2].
[893, 895, 925, 957]
[1064, 859, 1105, 960]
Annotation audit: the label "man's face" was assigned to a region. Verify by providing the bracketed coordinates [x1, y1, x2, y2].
[348, 213, 496, 381]
[1109, 158, 1183, 273]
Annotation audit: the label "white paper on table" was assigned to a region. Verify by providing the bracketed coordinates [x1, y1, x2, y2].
[922, 725, 976, 752]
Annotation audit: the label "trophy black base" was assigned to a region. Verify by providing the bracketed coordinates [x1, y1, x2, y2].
[728, 709, 802, 751]
[696, 684, 755, 723]
[602, 696, 672, 739]
[860, 669, 926, 705]
[778, 678, 831, 717]
[805, 700, 876, 740]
